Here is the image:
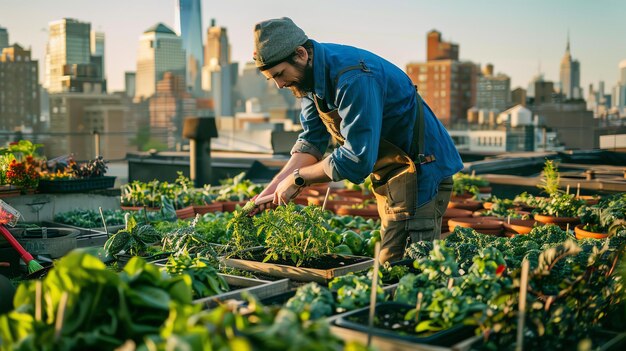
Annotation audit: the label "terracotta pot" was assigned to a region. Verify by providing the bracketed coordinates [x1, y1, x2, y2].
[443, 208, 473, 219]
[120, 205, 160, 212]
[335, 205, 380, 219]
[220, 200, 249, 213]
[448, 217, 503, 236]
[534, 214, 580, 230]
[175, 206, 196, 219]
[574, 224, 608, 240]
[334, 189, 375, 200]
[193, 202, 223, 215]
[482, 201, 494, 210]
[503, 219, 540, 236]
[293, 195, 311, 206]
[448, 199, 482, 211]
[577, 195, 599, 206]
[307, 196, 362, 211]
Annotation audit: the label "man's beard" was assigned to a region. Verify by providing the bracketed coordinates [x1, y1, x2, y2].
[289, 60, 314, 98]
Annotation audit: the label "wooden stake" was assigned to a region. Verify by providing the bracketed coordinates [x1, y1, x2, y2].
[516, 259, 530, 351]
[415, 291, 424, 323]
[367, 241, 382, 348]
[54, 292, 69, 341]
[35, 280, 42, 322]
[566, 223, 570, 233]
[321, 187, 331, 212]
[576, 183, 580, 198]
[566, 184, 570, 195]
[99, 207, 109, 237]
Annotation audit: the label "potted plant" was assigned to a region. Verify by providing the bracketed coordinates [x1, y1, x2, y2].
[576, 194, 626, 239]
[38, 156, 116, 193]
[215, 172, 263, 212]
[452, 173, 491, 199]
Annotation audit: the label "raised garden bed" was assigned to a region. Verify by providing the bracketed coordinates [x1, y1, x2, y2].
[37, 176, 116, 193]
[222, 248, 373, 283]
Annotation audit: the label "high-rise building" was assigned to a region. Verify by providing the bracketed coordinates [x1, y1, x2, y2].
[45, 18, 105, 93]
[0, 44, 40, 131]
[175, 0, 203, 97]
[0, 27, 8, 51]
[135, 23, 186, 101]
[559, 36, 582, 100]
[427, 30, 458, 61]
[511, 87, 527, 107]
[125, 71, 136, 98]
[202, 20, 236, 116]
[149, 72, 196, 148]
[406, 60, 477, 126]
[476, 64, 511, 112]
[90, 31, 105, 81]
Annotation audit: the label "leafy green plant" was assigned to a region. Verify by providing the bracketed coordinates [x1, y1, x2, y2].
[103, 216, 162, 256]
[0, 251, 193, 350]
[578, 194, 626, 234]
[163, 253, 229, 298]
[255, 203, 334, 266]
[329, 272, 386, 311]
[54, 209, 126, 228]
[538, 159, 561, 196]
[216, 172, 263, 202]
[284, 282, 335, 320]
[536, 192, 586, 218]
[452, 173, 489, 197]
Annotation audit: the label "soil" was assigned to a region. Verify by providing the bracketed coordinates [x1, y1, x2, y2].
[232, 249, 370, 270]
[346, 304, 423, 336]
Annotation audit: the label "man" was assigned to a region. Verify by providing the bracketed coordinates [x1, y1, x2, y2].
[253, 17, 463, 263]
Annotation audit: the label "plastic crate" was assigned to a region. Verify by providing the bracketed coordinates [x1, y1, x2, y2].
[37, 176, 116, 193]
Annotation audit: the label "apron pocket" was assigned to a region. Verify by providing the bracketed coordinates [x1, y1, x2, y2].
[372, 168, 417, 221]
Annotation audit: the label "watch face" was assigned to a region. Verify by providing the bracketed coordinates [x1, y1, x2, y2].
[295, 176, 306, 186]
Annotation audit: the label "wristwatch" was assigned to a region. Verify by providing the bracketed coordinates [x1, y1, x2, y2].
[293, 168, 306, 187]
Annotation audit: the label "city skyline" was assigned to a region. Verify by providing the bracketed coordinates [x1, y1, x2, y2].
[1, 0, 625, 93]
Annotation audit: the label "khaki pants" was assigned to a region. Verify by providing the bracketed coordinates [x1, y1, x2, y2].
[378, 177, 453, 264]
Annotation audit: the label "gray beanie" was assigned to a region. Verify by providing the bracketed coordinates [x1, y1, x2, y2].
[253, 17, 308, 69]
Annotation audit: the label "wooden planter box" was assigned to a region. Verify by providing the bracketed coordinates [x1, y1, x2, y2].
[192, 203, 223, 215]
[222, 249, 374, 283]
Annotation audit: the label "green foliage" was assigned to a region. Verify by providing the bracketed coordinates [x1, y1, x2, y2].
[538, 159, 561, 196]
[255, 203, 334, 267]
[216, 172, 263, 202]
[53, 209, 126, 228]
[103, 216, 162, 256]
[329, 273, 385, 311]
[284, 282, 335, 320]
[0, 251, 192, 350]
[163, 253, 229, 298]
[452, 172, 489, 196]
[536, 192, 586, 218]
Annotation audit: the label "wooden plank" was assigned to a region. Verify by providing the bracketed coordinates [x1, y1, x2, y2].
[222, 256, 374, 283]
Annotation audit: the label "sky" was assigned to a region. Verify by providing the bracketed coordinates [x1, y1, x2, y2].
[1, 0, 625, 94]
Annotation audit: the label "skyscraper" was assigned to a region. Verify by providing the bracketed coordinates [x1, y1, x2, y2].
[559, 36, 581, 100]
[476, 65, 511, 113]
[45, 18, 105, 93]
[0, 44, 40, 131]
[175, 0, 203, 97]
[202, 20, 236, 116]
[0, 27, 8, 51]
[90, 31, 105, 80]
[135, 23, 186, 100]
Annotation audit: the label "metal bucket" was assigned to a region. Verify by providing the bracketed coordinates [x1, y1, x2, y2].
[13, 228, 79, 258]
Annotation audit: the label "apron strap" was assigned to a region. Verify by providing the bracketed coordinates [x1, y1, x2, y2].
[410, 87, 436, 165]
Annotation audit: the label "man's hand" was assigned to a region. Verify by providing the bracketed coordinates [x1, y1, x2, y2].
[247, 194, 276, 216]
[273, 172, 303, 205]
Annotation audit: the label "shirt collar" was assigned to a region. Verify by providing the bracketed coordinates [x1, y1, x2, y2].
[311, 40, 327, 99]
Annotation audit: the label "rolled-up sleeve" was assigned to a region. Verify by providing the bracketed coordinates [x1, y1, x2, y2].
[327, 74, 383, 184]
[290, 97, 330, 160]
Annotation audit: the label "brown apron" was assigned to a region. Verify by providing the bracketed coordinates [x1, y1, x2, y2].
[312, 62, 433, 222]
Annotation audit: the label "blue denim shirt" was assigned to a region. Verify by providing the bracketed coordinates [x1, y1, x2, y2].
[292, 40, 463, 206]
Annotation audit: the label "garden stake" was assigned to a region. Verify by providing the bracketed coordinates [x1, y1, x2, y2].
[367, 241, 381, 347]
[566, 223, 570, 233]
[566, 184, 570, 195]
[321, 187, 331, 211]
[414, 291, 423, 323]
[516, 259, 530, 351]
[448, 277, 454, 289]
[507, 215, 511, 225]
[576, 183, 580, 198]
[54, 291, 69, 341]
[98, 207, 109, 237]
[35, 280, 42, 322]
